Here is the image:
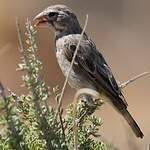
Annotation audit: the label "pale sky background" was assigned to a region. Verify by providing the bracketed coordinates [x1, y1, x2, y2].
[0, 0, 150, 149]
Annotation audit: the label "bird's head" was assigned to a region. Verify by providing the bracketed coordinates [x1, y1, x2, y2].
[33, 5, 81, 34]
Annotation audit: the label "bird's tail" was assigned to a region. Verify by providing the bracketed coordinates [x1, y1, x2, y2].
[121, 109, 144, 138]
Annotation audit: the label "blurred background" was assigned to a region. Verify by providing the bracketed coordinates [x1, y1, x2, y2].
[0, 0, 150, 149]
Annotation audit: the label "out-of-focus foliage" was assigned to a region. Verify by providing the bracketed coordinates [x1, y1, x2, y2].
[0, 20, 118, 150]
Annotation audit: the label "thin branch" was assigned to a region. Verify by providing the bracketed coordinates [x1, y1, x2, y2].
[16, 18, 25, 53]
[16, 18, 30, 69]
[120, 72, 149, 89]
[55, 94, 66, 144]
[0, 82, 5, 97]
[54, 14, 89, 121]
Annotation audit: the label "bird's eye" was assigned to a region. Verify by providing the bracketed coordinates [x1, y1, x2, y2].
[48, 12, 58, 18]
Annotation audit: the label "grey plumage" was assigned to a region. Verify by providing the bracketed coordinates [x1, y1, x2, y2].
[33, 5, 144, 138]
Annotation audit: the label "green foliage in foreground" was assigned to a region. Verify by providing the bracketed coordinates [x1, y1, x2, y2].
[0, 20, 118, 150]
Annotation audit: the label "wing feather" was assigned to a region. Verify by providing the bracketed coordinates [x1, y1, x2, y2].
[64, 35, 128, 108]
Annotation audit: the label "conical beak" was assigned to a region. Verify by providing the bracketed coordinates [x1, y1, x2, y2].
[33, 12, 49, 27]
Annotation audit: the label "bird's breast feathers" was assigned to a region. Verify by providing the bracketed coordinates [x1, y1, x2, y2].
[55, 34, 81, 76]
[55, 34, 96, 89]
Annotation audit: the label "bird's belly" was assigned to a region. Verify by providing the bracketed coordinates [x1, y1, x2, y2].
[56, 48, 94, 89]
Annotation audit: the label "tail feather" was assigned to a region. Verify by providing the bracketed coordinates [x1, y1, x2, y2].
[121, 109, 144, 138]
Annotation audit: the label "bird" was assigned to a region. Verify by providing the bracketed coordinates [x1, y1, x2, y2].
[33, 4, 144, 138]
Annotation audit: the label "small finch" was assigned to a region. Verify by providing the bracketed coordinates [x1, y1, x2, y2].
[33, 5, 144, 138]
